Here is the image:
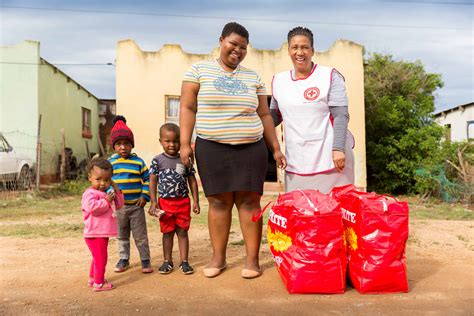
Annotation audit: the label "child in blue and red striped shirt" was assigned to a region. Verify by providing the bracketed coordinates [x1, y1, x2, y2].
[108, 115, 153, 273]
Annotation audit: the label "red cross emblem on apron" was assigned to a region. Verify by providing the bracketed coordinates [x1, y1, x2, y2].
[303, 87, 320, 101]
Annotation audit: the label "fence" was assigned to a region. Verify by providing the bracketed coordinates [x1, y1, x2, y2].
[1, 128, 98, 198]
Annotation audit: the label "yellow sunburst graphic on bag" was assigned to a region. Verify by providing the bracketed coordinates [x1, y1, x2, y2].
[342, 231, 347, 249]
[345, 227, 358, 251]
[267, 227, 292, 252]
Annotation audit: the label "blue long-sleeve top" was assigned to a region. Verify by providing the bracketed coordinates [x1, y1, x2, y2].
[109, 153, 150, 204]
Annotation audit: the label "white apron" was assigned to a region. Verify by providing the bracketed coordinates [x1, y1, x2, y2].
[272, 64, 354, 175]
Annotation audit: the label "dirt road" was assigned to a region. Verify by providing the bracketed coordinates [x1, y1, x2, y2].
[1, 218, 473, 315]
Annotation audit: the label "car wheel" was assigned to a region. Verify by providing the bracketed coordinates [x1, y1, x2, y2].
[17, 166, 31, 190]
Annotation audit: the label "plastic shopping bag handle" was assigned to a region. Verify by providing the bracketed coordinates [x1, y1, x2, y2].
[296, 189, 316, 210]
[329, 184, 357, 198]
[251, 201, 273, 222]
[377, 194, 398, 212]
[379, 194, 399, 202]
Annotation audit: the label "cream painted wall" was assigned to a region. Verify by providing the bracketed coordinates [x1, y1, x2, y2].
[116, 40, 367, 189]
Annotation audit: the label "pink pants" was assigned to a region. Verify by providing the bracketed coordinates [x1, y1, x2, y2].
[85, 237, 109, 285]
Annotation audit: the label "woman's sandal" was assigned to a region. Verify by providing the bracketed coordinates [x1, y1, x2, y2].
[93, 281, 114, 292]
[241, 268, 262, 279]
[203, 263, 227, 278]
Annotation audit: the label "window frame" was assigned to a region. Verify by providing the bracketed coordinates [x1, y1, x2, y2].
[165, 95, 180, 124]
[82, 107, 92, 139]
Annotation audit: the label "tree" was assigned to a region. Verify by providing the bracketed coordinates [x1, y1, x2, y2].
[364, 53, 444, 193]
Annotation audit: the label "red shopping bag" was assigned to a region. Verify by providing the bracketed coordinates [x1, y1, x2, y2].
[255, 190, 346, 294]
[331, 185, 409, 293]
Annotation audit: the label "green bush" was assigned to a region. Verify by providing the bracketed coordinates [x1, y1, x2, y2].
[365, 53, 444, 194]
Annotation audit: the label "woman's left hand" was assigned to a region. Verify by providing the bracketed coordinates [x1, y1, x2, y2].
[273, 150, 287, 169]
[332, 150, 346, 172]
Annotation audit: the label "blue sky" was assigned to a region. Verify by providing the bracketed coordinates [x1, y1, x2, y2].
[1, 0, 472, 111]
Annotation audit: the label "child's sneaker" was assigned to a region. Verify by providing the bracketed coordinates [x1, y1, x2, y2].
[158, 261, 174, 274]
[141, 259, 154, 273]
[179, 261, 194, 275]
[93, 281, 114, 292]
[114, 259, 129, 273]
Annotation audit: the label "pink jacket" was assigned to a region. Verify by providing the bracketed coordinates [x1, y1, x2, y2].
[82, 187, 124, 238]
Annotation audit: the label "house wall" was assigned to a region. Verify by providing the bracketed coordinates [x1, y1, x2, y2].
[38, 62, 100, 180]
[0, 41, 40, 161]
[116, 40, 367, 189]
[435, 104, 474, 142]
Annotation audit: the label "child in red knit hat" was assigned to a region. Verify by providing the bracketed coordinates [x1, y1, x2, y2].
[109, 116, 153, 273]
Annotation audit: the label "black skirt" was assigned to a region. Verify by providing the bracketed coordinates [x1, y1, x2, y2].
[195, 137, 268, 197]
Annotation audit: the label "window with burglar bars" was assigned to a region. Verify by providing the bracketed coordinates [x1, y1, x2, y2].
[165, 95, 196, 141]
[165, 95, 180, 125]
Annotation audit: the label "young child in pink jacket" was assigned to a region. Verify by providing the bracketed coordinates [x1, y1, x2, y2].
[82, 157, 124, 292]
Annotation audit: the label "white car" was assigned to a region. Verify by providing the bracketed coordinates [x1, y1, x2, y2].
[0, 133, 34, 190]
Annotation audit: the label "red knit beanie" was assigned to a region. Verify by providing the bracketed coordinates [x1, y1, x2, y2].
[110, 115, 134, 147]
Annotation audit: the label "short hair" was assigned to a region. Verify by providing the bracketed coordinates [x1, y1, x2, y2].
[87, 157, 112, 174]
[287, 26, 314, 48]
[221, 22, 249, 42]
[159, 123, 180, 138]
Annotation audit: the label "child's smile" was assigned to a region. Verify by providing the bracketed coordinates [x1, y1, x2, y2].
[160, 130, 180, 157]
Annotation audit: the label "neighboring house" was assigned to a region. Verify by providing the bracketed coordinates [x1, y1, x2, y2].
[434, 102, 474, 142]
[116, 39, 367, 190]
[0, 40, 100, 183]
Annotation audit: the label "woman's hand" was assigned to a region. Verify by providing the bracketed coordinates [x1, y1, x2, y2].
[332, 150, 346, 172]
[273, 149, 287, 169]
[180, 145, 194, 168]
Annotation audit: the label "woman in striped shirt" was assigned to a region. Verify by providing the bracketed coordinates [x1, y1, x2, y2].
[180, 22, 286, 279]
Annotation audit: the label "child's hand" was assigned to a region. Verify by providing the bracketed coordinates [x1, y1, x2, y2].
[106, 191, 115, 202]
[155, 209, 165, 219]
[148, 203, 165, 218]
[148, 203, 157, 216]
[136, 197, 147, 208]
[111, 181, 120, 192]
[192, 203, 200, 215]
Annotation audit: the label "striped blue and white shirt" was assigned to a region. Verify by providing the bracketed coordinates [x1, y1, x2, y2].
[109, 153, 150, 204]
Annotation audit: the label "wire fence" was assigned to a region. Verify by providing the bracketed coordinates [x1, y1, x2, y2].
[1, 130, 91, 198]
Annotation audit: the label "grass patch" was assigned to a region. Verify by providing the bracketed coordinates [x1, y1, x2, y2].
[457, 235, 469, 242]
[1, 189, 472, 238]
[0, 195, 80, 220]
[230, 239, 245, 246]
[409, 205, 473, 220]
[0, 223, 83, 238]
